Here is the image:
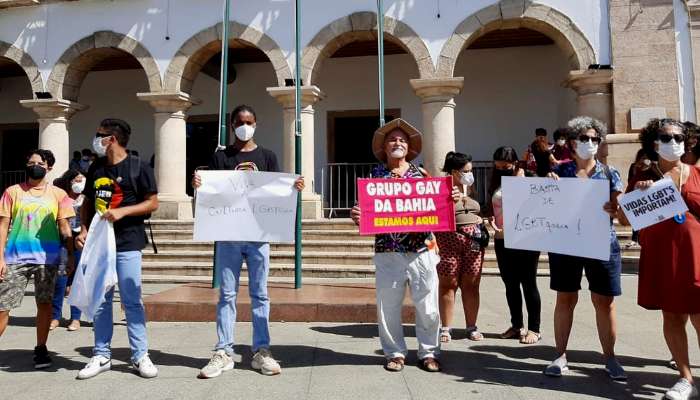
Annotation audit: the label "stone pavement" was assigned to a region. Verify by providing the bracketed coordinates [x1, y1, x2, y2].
[1, 275, 698, 400]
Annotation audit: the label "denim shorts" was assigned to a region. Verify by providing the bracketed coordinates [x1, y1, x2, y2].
[548, 232, 622, 297]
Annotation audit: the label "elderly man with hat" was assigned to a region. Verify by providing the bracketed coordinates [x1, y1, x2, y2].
[351, 118, 458, 373]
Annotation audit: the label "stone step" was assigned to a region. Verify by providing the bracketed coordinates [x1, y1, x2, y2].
[147, 219, 357, 231]
[141, 262, 375, 278]
[142, 250, 377, 265]
[150, 239, 375, 253]
[149, 229, 371, 241]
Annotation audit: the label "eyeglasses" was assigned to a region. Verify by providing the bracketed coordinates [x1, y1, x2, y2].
[95, 132, 112, 138]
[577, 135, 602, 144]
[658, 133, 685, 143]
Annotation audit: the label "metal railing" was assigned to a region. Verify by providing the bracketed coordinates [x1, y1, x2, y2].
[321, 162, 495, 218]
[1, 170, 25, 191]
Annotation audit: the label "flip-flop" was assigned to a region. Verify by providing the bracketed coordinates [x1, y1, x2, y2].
[500, 326, 522, 339]
[519, 331, 542, 344]
[439, 327, 451, 343]
[419, 357, 441, 372]
[384, 357, 405, 372]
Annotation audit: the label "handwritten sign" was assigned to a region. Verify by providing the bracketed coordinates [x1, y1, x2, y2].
[193, 170, 299, 243]
[357, 177, 455, 235]
[618, 178, 688, 231]
[502, 176, 611, 260]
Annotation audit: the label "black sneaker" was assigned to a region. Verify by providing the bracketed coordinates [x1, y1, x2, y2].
[34, 345, 52, 369]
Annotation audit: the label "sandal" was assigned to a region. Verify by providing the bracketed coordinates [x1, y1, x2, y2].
[439, 327, 452, 343]
[519, 330, 542, 344]
[49, 319, 59, 331]
[500, 326, 522, 339]
[419, 357, 441, 372]
[384, 357, 405, 372]
[466, 326, 484, 341]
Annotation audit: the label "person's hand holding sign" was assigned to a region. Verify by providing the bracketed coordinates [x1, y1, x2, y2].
[192, 172, 202, 189]
[294, 177, 305, 192]
[635, 180, 654, 191]
[351, 204, 361, 226]
[451, 186, 461, 203]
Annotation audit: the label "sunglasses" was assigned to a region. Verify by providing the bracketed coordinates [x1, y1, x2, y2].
[577, 135, 602, 144]
[657, 133, 685, 144]
[95, 132, 112, 138]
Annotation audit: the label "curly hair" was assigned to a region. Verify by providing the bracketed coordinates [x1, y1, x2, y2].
[567, 116, 607, 139]
[639, 118, 686, 161]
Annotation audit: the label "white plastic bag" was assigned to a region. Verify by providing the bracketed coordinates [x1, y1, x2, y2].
[68, 213, 117, 322]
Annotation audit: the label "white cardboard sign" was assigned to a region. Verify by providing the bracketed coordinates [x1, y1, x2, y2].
[618, 178, 688, 231]
[193, 170, 299, 243]
[502, 176, 611, 261]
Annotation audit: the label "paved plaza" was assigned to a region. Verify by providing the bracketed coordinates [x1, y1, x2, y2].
[1, 275, 698, 400]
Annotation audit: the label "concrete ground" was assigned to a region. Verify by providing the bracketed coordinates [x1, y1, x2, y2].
[1, 275, 698, 400]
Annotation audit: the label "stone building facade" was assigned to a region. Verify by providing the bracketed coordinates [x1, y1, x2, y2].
[0, 0, 696, 219]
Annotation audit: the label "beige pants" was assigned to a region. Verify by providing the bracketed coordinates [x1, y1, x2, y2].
[374, 250, 441, 360]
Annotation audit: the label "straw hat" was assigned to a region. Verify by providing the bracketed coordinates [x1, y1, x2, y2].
[371, 118, 422, 162]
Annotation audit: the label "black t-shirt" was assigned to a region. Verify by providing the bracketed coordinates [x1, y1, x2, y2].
[532, 147, 552, 177]
[84, 155, 158, 252]
[208, 145, 280, 172]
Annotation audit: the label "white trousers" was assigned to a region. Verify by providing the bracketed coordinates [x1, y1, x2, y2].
[374, 250, 441, 360]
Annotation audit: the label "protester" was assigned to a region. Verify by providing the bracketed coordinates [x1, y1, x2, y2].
[543, 116, 626, 381]
[435, 151, 486, 343]
[69, 151, 82, 172]
[488, 146, 542, 344]
[50, 169, 86, 332]
[682, 121, 699, 166]
[552, 128, 573, 164]
[632, 118, 700, 400]
[75, 118, 159, 379]
[624, 148, 662, 245]
[0, 149, 75, 369]
[523, 128, 551, 174]
[351, 118, 459, 373]
[192, 104, 304, 378]
[79, 149, 93, 174]
[529, 136, 558, 177]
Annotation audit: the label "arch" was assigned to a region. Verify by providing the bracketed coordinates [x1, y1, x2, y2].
[437, 1, 596, 78]
[163, 22, 292, 93]
[47, 31, 163, 101]
[0, 41, 43, 94]
[301, 12, 435, 85]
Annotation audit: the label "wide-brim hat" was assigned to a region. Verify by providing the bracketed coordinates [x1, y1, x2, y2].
[372, 118, 422, 162]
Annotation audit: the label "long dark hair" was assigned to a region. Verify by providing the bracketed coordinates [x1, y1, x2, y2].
[441, 151, 472, 173]
[488, 146, 519, 197]
[53, 169, 81, 193]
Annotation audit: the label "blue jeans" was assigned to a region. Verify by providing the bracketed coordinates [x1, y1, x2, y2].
[214, 241, 271, 354]
[92, 251, 148, 363]
[52, 250, 82, 321]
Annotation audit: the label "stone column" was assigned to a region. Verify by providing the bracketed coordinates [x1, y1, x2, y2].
[20, 99, 87, 180]
[409, 77, 464, 176]
[137, 92, 200, 220]
[565, 69, 635, 184]
[267, 85, 325, 219]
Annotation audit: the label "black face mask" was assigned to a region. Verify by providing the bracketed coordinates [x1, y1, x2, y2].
[494, 167, 515, 187]
[26, 165, 47, 180]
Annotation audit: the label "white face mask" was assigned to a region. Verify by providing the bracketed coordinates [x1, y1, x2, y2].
[656, 140, 685, 162]
[234, 124, 256, 141]
[71, 180, 85, 194]
[92, 136, 108, 157]
[389, 148, 406, 159]
[575, 140, 598, 160]
[459, 172, 474, 187]
[557, 139, 566, 147]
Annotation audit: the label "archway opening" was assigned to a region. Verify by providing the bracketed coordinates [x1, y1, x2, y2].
[454, 26, 576, 164]
[313, 34, 421, 215]
[0, 56, 38, 189]
[186, 39, 279, 196]
[67, 47, 153, 169]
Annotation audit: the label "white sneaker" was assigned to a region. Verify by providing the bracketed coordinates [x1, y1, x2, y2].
[199, 350, 234, 379]
[77, 355, 111, 379]
[251, 348, 281, 376]
[133, 354, 158, 378]
[665, 379, 699, 400]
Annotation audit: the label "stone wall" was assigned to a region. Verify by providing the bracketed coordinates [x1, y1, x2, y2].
[610, 0, 681, 133]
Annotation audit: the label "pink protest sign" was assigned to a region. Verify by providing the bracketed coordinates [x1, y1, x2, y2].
[357, 177, 456, 235]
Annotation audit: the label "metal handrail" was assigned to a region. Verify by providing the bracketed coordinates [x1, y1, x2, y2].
[1, 170, 26, 191]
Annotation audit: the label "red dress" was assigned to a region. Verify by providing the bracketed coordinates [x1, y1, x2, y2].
[638, 166, 700, 313]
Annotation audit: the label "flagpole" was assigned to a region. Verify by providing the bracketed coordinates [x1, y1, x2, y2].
[212, 0, 231, 289]
[377, 0, 385, 127]
[294, 0, 303, 289]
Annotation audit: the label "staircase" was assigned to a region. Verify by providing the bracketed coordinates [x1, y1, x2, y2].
[142, 219, 639, 283]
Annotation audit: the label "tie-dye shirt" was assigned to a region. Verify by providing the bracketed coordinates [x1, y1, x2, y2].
[0, 183, 75, 265]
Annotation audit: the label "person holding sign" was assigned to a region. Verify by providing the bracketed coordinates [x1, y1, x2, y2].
[632, 118, 700, 400]
[434, 152, 486, 343]
[543, 116, 627, 381]
[351, 118, 459, 373]
[192, 105, 304, 379]
[488, 146, 542, 345]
